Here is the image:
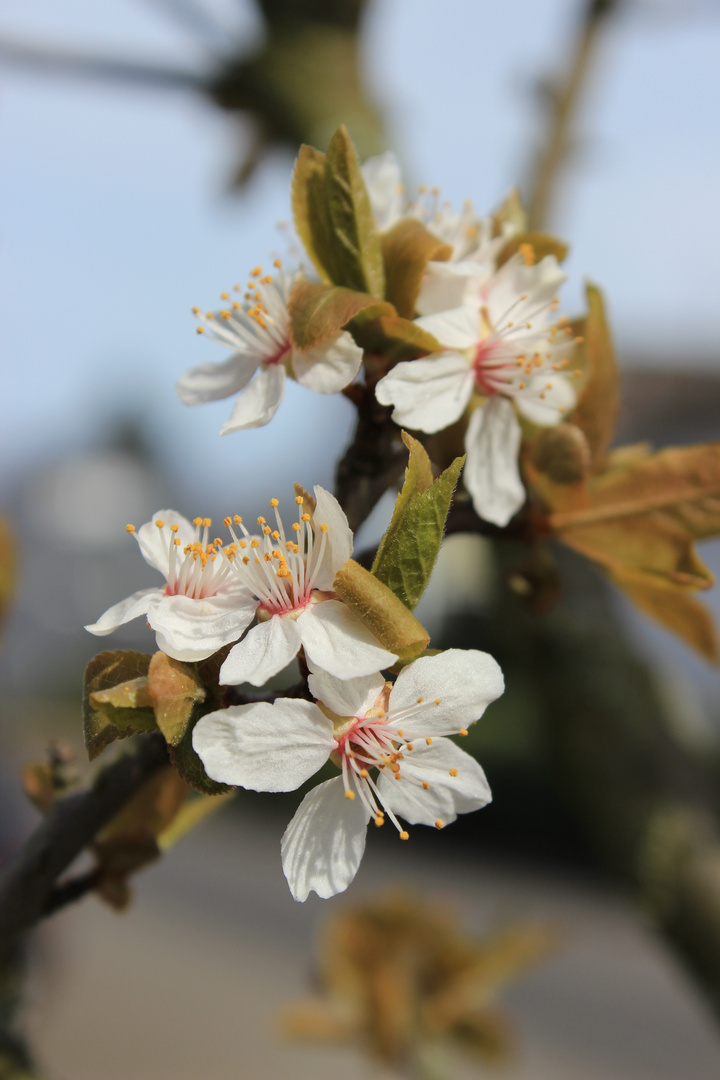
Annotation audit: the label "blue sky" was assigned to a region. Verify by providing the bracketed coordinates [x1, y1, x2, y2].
[1, 0, 719, 509]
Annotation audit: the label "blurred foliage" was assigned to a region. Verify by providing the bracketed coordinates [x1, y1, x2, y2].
[282, 892, 555, 1076]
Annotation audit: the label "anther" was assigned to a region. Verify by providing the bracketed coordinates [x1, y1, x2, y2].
[374, 816, 384, 827]
[399, 831, 409, 840]
[426, 737, 433, 745]
[435, 819, 444, 829]
[126, 524, 136, 533]
[295, 495, 304, 505]
[345, 790, 355, 801]
[224, 517, 232, 527]
[301, 513, 311, 522]
[422, 782, 429, 790]
[416, 696, 424, 704]
[449, 768, 458, 777]
[270, 498, 279, 507]
[459, 728, 468, 736]
[171, 524, 179, 533]
[234, 515, 242, 525]
[320, 524, 328, 533]
[434, 698, 442, 705]
[155, 520, 165, 528]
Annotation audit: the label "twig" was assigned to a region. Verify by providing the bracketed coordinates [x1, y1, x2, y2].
[0, 733, 168, 956]
[525, 0, 619, 230]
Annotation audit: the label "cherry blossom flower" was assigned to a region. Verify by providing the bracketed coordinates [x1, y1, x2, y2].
[85, 511, 257, 662]
[375, 249, 582, 527]
[192, 649, 503, 900]
[176, 262, 363, 435]
[361, 152, 496, 261]
[217, 486, 397, 687]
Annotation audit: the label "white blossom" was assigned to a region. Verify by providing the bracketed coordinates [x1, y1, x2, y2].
[375, 249, 581, 526]
[217, 487, 397, 686]
[177, 262, 363, 435]
[193, 649, 504, 901]
[85, 511, 257, 662]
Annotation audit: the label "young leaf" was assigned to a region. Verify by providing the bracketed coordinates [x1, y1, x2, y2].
[324, 125, 385, 296]
[148, 652, 207, 747]
[289, 280, 394, 350]
[169, 717, 234, 795]
[83, 650, 157, 761]
[291, 144, 337, 283]
[158, 789, 236, 850]
[570, 284, 618, 468]
[609, 568, 720, 662]
[382, 219, 452, 318]
[372, 438, 465, 610]
[496, 230, 568, 268]
[347, 311, 441, 364]
[333, 559, 430, 660]
[492, 188, 528, 236]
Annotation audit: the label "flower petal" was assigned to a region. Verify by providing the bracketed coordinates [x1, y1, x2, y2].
[415, 304, 482, 349]
[361, 151, 404, 232]
[175, 351, 260, 406]
[299, 601, 397, 679]
[388, 648, 504, 737]
[150, 590, 257, 662]
[310, 485, 353, 589]
[281, 776, 370, 901]
[515, 373, 576, 426]
[291, 331, 363, 394]
[416, 261, 487, 317]
[374, 354, 475, 434]
[84, 587, 158, 636]
[220, 363, 285, 434]
[464, 397, 525, 526]
[192, 699, 335, 791]
[378, 739, 491, 826]
[135, 510, 195, 575]
[307, 666, 386, 720]
[219, 615, 302, 686]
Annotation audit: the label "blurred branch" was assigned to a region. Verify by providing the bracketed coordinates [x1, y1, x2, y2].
[0, 35, 207, 91]
[525, 0, 619, 229]
[137, 0, 238, 52]
[0, 734, 169, 957]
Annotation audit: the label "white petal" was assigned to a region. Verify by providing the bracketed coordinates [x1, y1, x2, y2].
[415, 304, 482, 350]
[281, 776, 370, 901]
[220, 364, 285, 434]
[378, 739, 491, 826]
[299, 601, 397, 679]
[291, 331, 363, 394]
[149, 590, 257, 662]
[464, 397, 526, 526]
[388, 648, 504, 737]
[374, 354, 474, 434]
[310, 485, 353, 589]
[515, 373, 576, 426]
[361, 151, 404, 231]
[219, 615, 302, 686]
[416, 261, 487, 317]
[307, 667, 385, 719]
[84, 587, 158, 636]
[175, 351, 260, 405]
[135, 510, 195, 575]
[192, 699, 334, 791]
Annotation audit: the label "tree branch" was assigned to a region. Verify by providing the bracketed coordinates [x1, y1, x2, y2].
[0, 733, 168, 956]
[525, 0, 619, 230]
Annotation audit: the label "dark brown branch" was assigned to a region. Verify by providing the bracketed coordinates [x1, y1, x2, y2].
[0, 733, 168, 955]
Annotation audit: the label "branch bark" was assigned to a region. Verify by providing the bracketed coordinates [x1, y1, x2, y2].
[0, 733, 168, 956]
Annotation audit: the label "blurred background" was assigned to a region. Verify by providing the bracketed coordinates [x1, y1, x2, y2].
[2, 0, 720, 1077]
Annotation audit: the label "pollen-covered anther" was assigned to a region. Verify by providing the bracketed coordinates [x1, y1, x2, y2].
[374, 816, 384, 827]
[126, 524, 136, 534]
[426, 737, 433, 745]
[434, 698, 442, 705]
[345, 790, 355, 801]
[459, 728, 468, 736]
[155, 520, 165, 529]
[422, 781, 429, 790]
[449, 768, 458, 777]
[416, 696, 424, 704]
[435, 819, 445, 829]
[399, 831, 409, 840]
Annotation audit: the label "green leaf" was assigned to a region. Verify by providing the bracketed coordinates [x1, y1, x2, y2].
[492, 188, 528, 235]
[333, 558, 430, 660]
[372, 436, 465, 609]
[324, 125, 385, 296]
[288, 280, 394, 350]
[148, 652, 206, 747]
[83, 651, 157, 761]
[347, 311, 441, 364]
[291, 144, 337, 283]
[382, 218, 452, 318]
[496, 230, 569, 267]
[570, 284, 618, 469]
